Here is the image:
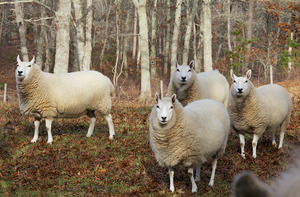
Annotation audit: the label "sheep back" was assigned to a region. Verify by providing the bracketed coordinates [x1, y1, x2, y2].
[149, 98, 229, 168]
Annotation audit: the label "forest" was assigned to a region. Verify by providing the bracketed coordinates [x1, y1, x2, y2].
[0, 0, 299, 196]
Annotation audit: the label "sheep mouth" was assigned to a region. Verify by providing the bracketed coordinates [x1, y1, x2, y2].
[159, 120, 168, 124]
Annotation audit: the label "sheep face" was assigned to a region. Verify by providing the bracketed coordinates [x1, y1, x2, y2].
[230, 69, 252, 98]
[174, 60, 195, 84]
[155, 93, 176, 125]
[16, 55, 35, 82]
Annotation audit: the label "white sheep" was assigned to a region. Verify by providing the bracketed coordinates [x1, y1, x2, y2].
[167, 60, 229, 107]
[227, 69, 292, 159]
[232, 160, 300, 197]
[149, 93, 230, 193]
[15, 56, 115, 144]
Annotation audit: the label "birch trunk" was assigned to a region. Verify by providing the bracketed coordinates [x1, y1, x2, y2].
[132, 0, 151, 103]
[83, 0, 93, 70]
[203, 0, 212, 71]
[132, 8, 138, 59]
[182, 0, 197, 64]
[288, 32, 293, 77]
[170, 0, 182, 76]
[99, 2, 111, 67]
[246, 0, 254, 64]
[14, 0, 29, 61]
[227, 0, 232, 52]
[163, 0, 171, 75]
[36, 0, 46, 67]
[150, 0, 157, 77]
[54, 0, 71, 73]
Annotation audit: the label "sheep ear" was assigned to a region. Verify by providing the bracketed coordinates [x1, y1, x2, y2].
[230, 69, 236, 79]
[30, 56, 35, 65]
[155, 92, 159, 103]
[232, 171, 271, 197]
[246, 70, 251, 80]
[17, 55, 21, 64]
[171, 94, 176, 104]
[189, 60, 194, 69]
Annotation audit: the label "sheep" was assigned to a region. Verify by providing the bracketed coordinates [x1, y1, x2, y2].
[232, 160, 300, 197]
[15, 55, 115, 144]
[167, 60, 229, 107]
[227, 69, 292, 159]
[149, 93, 230, 193]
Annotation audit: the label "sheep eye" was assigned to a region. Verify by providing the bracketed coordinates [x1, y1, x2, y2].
[245, 80, 248, 83]
[176, 69, 180, 72]
[233, 80, 236, 83]
[156, 105, 160, 109]
[170, 106, 174, 109]
[28, 64, 31, 67]
[188, 69, 191, 72]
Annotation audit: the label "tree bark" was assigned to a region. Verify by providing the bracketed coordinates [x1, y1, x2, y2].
[246, 0, 254, 64]
[182, 0, 197, 64]
[163, 0, 171, 75]
[54, 0, 71, 73]
[14, 0, 29, 61]
[170, 0, 182, 76]
[36, 0, 46, 67]
[203, 0, 212, 71]
[227, 0, 232, 52]
[132, 8, 138, 59]
[150, 0, 157, 77]
[132, 0, 151, 103]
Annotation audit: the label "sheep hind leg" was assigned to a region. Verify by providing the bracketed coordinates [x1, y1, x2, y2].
[86, 110, 96, 138]
[104, 114, 115, 139]
[278, 119, 289, 149]
[31, 117, 41, 143]
[239, 134, 246, 159]
[168, 167, 175, 192]
[271, 131, 277, 147]
[188, 168, 198, 193]
[45, 118, 53, 144]
[195, 165, 201, 182]
[208, 159, 217, 187]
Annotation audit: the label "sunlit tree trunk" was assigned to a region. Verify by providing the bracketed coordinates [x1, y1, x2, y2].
[182, 0, 197, 64]
[132, 0, 151, 103]
[170, 0, 182, 76]
[203, 0, 212, 71]
[54, 0, 71, 73]
[163, 0, 171, 75]
[132, 8, 138, 59]
[14, 0, 29, 61]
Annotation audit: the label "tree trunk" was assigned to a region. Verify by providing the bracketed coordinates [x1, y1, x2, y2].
[83, 0, 93, 70]
[163, 0, 171, 75]
[123, 8, 130, 75]
[170, 0, 182, 76]
[150, 0, 157, 77]
[132, 0, 151, 103]
[54, 0, 71, 73]
[246, 0, 254, 64]
[14, 0, 29, 61]
[99, 1, 111, 67]
[227, 0, 232, 52]
[203, 0, 212, 71]
[132, 8, 138, 59]
[36, 0, 46, 67]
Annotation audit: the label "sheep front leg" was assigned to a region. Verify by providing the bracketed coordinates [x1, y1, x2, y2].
[195, 165, 201, 182]
[168, 167, 175, 192]
[271, 131, 277, 147]
[45, 118, 53, 144]
[104, 114, 115, 139]
[31, 118, 41, 143]
[252, 134, 260, 159]
[208, 159, 217, 187]
[188, 168, 197, 193]
[239, 134, 246, 159]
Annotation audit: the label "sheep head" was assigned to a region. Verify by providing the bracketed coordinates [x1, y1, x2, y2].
[230, 69, 252, 98]
[16, 55, 35, 82]
[174, 60, 195, 84]
[155, 93, 176, 125]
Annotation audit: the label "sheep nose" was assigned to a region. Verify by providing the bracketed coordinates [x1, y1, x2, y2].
[181, 77, 186, 81]
[238, 88, 243, 92]
[161, 116, 167, 121]
[18, 71, 23, 75]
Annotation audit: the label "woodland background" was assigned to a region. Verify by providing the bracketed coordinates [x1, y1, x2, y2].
[0, 0, 299, 196]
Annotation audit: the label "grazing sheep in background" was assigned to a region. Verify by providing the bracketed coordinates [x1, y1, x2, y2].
[15, 55, 115, 144]
[232, 160, 300, 197]
[167, 60, 229, 107]
[227, 69, 292, 159]
[149, 93, 230, 193]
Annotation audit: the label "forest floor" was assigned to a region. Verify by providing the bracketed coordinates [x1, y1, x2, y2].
[0, 50, 299, 196]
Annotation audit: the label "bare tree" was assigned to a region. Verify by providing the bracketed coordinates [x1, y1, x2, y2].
[203, 0, 212, 71]
[132, 0, 151, 103]
[163, 0, 171, 75]
[246, 0, 254, 65]
[54, 0, 71, 73]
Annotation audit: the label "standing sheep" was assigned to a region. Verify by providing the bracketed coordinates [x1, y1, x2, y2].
[167, 60, 229, 107]
[232, 160, 300, 197]
[15, 56, 115, 144]
[149, 93, 230, 193]
[227, 69, 292, 159]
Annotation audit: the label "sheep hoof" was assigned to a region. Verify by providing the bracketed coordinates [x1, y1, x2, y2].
[241, 153, 246, 159]
[272, 142, 277, 147]
[208, 181, 214, 187]
[47, 140, 53, 144]
[252, 154, 256, 159]
[170, 186, 175, 193]
[86, 134, 92, 138]
[109, 135, 114, 140]
[31, 138, 38, 143]
[192, 186, 197, 193]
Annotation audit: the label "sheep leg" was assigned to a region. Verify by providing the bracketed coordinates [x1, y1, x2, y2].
[239, 134, 246, 159]
[188, 168, 198, 193]
[252, 134, 259, 159]
[208, 159, 217, 187]
[278, 119, 289, 149]
[86, 110, 96, 138]
[168, 167, 175, 192]
[195, 165, 201, 182]
[104, 114, 115, 139]
[45, 118, 53, 144]
[31, 117, 41, 143]
[271, 131, 277, 147]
